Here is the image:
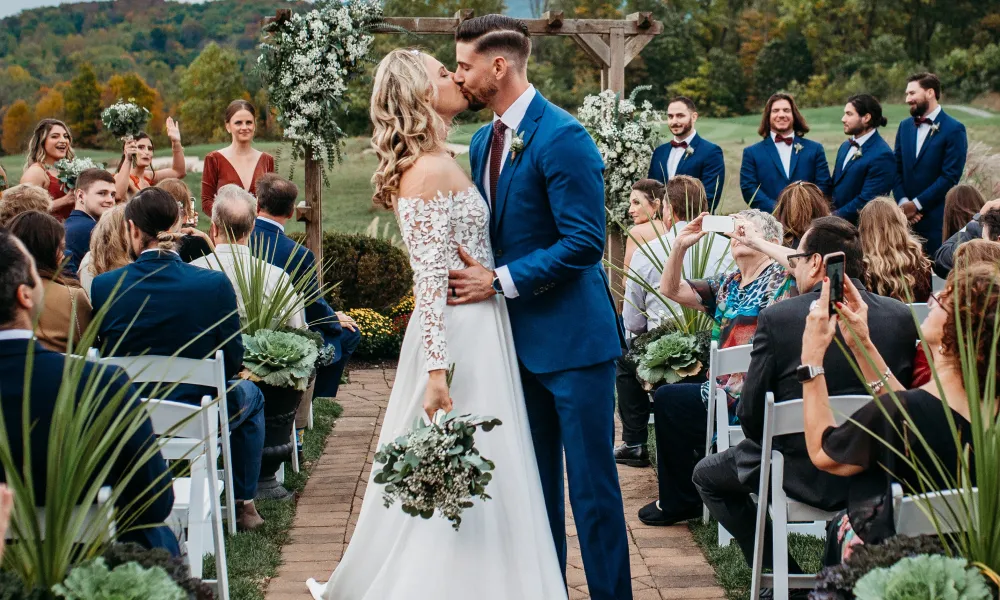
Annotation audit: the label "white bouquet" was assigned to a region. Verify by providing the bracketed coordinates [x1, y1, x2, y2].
[54, 157, 106, 190]
[101, 99, 150, 141]
[373, 408, 502, 531]
[578, 86, 661, 227]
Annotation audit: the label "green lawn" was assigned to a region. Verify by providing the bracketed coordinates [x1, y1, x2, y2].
[4, 104, 997, 240]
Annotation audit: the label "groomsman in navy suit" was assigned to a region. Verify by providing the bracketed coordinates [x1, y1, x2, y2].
[893, 72, 968, 255]
[830, 94, 895, 224]
[739, 93, 831, 213]
[648, 96, 726, 211]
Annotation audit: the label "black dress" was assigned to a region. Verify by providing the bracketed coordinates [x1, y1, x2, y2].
[177, 234, 212, 263]
[820, 388, 973, 564]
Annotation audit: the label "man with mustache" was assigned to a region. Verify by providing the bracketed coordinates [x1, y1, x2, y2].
[739, 93, 831, 213]
[893, 72, 968, 256]
[648, 96, 726, 211]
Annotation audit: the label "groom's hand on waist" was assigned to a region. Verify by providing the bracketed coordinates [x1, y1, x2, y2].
[448, 247, 496, 305]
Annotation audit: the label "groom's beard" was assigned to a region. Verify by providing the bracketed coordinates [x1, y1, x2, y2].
[461, 82, 498, 113]
[909, 99, 929, 117]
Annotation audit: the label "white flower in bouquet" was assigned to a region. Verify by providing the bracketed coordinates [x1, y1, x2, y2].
[54, 157, 106, 190]
[101, 99, 151, 141]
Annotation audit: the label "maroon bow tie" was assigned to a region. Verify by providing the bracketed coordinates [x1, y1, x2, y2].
[914, 116, 933, 126]
[849, 139, 861, 149]
[774, 134, 794, 146]
[670, 140, 688, 149]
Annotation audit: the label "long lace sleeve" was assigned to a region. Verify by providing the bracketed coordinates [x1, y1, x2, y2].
[397, 193, 450, 372]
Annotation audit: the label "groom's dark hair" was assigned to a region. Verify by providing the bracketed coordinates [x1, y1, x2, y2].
[455, 15, 531, 70]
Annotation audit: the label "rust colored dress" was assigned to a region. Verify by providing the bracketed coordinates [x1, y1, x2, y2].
[200, 150, 274, 216]
[45, 170, 72, 221]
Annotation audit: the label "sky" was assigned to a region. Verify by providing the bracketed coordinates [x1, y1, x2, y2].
[1, 0, 207, 19]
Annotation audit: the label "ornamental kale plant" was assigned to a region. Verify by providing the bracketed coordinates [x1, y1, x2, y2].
[373, 411, 502, 531]
[852, 554, 991, 600]
[52, 558, 186, 600]
[54, 157, 105, 190]
[812, 534, 948, 600]
[241, 329, 318, 391]
[637, 330, 706, 388]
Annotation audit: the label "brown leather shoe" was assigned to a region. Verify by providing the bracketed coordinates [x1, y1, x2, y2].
[236, 500, 265, 532]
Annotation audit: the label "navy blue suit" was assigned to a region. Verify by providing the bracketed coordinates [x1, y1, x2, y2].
[90, 251, 265, 500]
[470, 91, 630, 600]
[648, 134, 726, 211]
[63, 209, 97, 276]
[830, 130, 896, 224]
[739, 136, 832, 212]
[0, 337, 178, 555]
[893, 110, 968, 255]
[250, 217, 359, 398]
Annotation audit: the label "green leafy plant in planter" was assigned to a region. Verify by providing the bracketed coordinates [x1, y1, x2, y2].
[241, 329, 318, 392]
[101, 543, 213, 600]
[812, 534, 949, 600]
[853, 554, 992, 600]
[52, 558, 185, 600]
[636, 330, 708, 389]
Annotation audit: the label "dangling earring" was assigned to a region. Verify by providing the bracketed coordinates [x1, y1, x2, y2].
[937, 345, 945, 355]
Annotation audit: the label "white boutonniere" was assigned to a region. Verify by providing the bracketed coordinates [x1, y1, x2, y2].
[793, 142, 804, 154]
[683, 146, 695, 159]
[852, 148, 863, 161]
[509, 132, 525, 162]
[929, 122, 941, 137]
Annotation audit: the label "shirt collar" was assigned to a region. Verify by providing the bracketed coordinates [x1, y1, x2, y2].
[674, 130, 697, 145]
[70, 209, 97, 222]
[0, 329, 34, 342]
[213, 243, 252, 256]
[852, 129, 877, 147]
[141, 248, 179, 256]
[924, 105, 942, 123]
[257, 216, 285, 232]
[493, 85, 536, 132]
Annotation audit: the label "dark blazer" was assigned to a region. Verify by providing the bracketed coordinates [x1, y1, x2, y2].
[90, 251, 243, 403]
[648, 134, 726, 211]
[740, 136, 832, 213]
[250, 217, 343, 359]
[893, 110, 968, 255]
[831, 130, 896, 224]
[0, 338, 177, 554]
[736, 280, 918, 510]
[63, 209, 97, 276]
[934, 217, 983, 278]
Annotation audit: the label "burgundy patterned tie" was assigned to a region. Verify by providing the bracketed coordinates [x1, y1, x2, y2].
[489, 120, 508, 211]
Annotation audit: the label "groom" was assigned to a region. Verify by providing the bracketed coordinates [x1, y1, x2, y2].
[448, 15, 632, 600]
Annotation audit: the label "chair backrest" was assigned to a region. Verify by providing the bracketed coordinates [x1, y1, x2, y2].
[143, 396, 219, 461]
[908, 303, 930, 323]
[707, 341, 754, 452]
[891, 482, 979, 537]
[765, 394, 872, 438]
[97, 350, 227, 394]
[6, 486, 115, 541]
[932, 273, 947, 293]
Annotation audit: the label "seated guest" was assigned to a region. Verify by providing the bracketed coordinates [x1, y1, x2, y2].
[90, 188, 267, 531]
[693, 216, 918, 588]
[0, 184, 51, 227]
[942, 184, 984, 245]
[250, 174, 360, 451]
[616, 177, 731, 466]
[773, 181, 830, 248]
[156, 178, 212, 263]
[857, 197, 932, 302]
[830, 94, 894, 224]
[982, 208, 1000, 242]
[64, 169, 117, 275]
[78, 205, 129, 298]
[934, 198, 1000, 277]
[637, 209, 794, 525]
[0, 230, 177, 554]
[623, 178, 667, 286]
[8, 211, 92, 353]
[648, 96, 726, 211]
[800, 264, 996, 564]
[191, 184, 304, 329]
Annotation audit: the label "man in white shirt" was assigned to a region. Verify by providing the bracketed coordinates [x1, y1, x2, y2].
[191, 184, 305, 330]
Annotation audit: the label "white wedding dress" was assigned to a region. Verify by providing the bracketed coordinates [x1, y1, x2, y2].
[306, 186, 567, 599]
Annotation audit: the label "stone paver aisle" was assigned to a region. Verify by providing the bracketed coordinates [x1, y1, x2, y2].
[264, 368, 724, 600]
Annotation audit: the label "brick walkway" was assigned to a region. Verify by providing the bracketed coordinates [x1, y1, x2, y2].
[264, 368, 724, 600]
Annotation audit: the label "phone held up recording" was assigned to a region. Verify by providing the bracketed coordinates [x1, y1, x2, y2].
[824, 252, 845, 316]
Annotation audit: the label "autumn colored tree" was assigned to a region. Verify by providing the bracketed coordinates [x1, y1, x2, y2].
[102, 72, 168, 144]
[65, 64, 102, 147]
[179, 42, 246, 143]
[2, 100, 36, 155]
[35, 87, 66, 120]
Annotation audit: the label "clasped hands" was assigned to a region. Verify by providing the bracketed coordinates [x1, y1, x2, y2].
[447, 247, 496, 305]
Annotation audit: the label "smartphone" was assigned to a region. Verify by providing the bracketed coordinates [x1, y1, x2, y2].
[824, 252, 845, 315]
[702, 215, 735, 234]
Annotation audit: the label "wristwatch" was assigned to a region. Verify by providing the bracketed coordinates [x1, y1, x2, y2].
[796, 364, 825, 383]
[491, 273, 504, 296]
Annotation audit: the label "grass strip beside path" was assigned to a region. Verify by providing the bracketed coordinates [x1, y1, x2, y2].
[205, 397, 344, 600]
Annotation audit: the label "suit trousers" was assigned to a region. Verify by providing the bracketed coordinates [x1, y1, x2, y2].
[652, 383, 706, 513]
[520, 360, 632, 600]
[314, 327, 361, 399]
[615, 353, 649, 445]
[228, 380, 265, 501]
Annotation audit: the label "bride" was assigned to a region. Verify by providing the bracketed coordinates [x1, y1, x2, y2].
[305, 49, 567, 599]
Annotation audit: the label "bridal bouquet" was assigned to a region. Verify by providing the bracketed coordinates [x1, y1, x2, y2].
[101, 99, 150, 141]
[374, 404, 502, 531]
[54, 157, 105, 190]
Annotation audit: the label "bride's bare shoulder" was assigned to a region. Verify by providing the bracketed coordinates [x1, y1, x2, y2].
[398, 152, 471, 201]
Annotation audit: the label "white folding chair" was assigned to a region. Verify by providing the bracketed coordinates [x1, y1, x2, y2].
[932, 273, 947, 293]
[891, 483, 978, 537]
[5, 486, 115, 542]
[750, 393, 871, 600]
[96, 351, 237, 535]
[908, 302, 930, 323]
[144, 396, 230, 600]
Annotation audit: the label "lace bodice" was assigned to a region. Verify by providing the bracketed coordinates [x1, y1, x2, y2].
[396, 187, 493, 371]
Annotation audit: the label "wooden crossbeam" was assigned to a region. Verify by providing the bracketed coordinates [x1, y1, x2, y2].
[381, 14, 662, 36]
[573, 33, 610, 66]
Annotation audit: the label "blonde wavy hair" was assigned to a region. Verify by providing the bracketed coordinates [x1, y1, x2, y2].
[86, 204, 131, 278]
[24, 118, 75, 171]
[857, 196, 932, 300]
[370, 49, 449, 209]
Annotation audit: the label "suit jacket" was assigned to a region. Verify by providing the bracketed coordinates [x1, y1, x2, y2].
[64, 209, 97, 276]
[740, 136, 832, 213]
[831, 130, 896, 224]
[648, 134, 726, 211]
[0, 338, 177, 553]
[250, 218, 344, 358]
[736, 280, 918, 510]
[90, 251, 243, 403]
[892, 110, 968, 253]
[470, 92, 624, 373]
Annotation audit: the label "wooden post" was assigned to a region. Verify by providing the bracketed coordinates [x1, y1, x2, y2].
[303, 150, 324, 286]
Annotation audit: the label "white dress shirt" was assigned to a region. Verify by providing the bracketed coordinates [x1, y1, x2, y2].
[667, 130, 697, 179]
[486, 85, 536, 299]
[0, 329, 34, 342]
[257, 216, 285, 232]
[190, 243, 305, 329]
[770, 131, 793, 178]
[842, 129, 877, 170]
[899, 105, 942, 211]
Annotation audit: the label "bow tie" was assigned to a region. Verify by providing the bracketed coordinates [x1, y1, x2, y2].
[670, 140, 688, 149]
[849, 139, 861, 149]
[774, 134, 794, 146]
[914, 116, 933, 126]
